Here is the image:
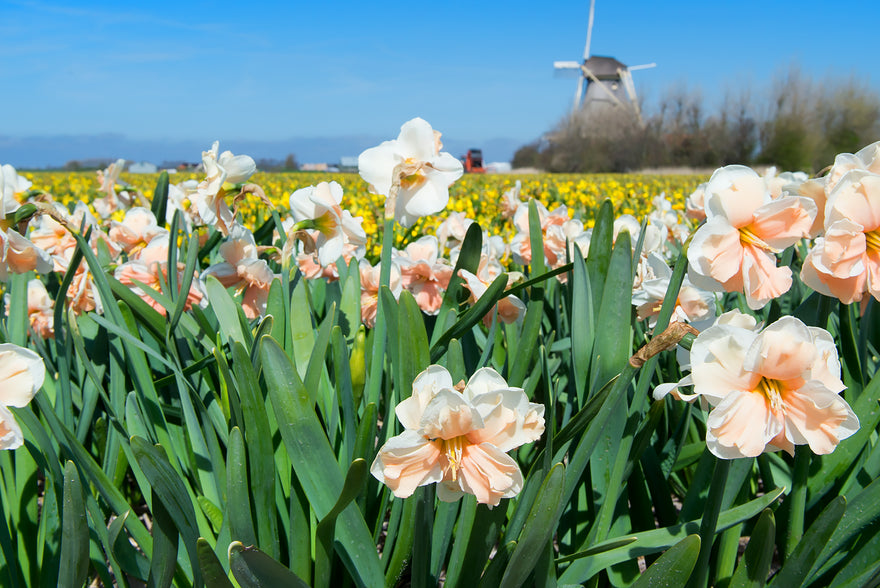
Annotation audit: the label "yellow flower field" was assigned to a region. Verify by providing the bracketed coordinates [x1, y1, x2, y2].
[22, 170, 706, 257]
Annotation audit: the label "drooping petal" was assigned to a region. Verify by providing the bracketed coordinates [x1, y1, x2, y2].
[741, 245, 792, 310]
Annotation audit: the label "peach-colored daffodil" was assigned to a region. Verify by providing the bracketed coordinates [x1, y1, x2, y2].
[657, 311, 858, 459]
[801, 170, 880, 304]
[687, 165, 816, 309]
[371, 365, 544, 506]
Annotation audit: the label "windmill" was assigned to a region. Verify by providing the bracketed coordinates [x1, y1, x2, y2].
[554, 0, 655, 123]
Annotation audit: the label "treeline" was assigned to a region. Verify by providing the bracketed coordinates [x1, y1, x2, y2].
[514, 68, 880, 173]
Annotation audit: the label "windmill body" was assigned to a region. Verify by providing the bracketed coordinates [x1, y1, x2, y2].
[554, 1, 654, 123]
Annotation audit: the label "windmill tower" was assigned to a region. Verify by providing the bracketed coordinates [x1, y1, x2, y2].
[554, 0, 655, 123]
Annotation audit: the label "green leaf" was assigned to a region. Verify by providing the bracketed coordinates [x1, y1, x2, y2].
[146, 492, 179, 588]
[432, 223, 483, 347]
[631, 535, 701, 588]
[197, 538, 234, 588]
[396, 290, 431, 395]
[570, 251, 594, 402]
[528, 198, 547, 279]
[226, 427, 257, 547]
[590, 229, 632, 393]
[557, 487, 785, 583]
[229, 542, 310, 588]
[206, 275, 250, 347]
[59, 462, 89, 588]
[812, 474, 880, 580]
[232, 342, 279, 557]
[508, 296, 544, 388]
[260, 336, 383, 586]
[151, 170, 169, 225]
[315, 459, 368, 587]
[585, 200, 614, 315]
[771, 496, 845, 587]
[131, 436, 202, 585]
[289, 278, 316, 379]
[502, 463, 566, 588]
[729, 509, 775, 588]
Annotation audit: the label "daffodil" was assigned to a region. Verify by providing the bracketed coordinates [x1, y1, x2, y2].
[358, 118, 463, 228]
[687, 165, 816, 309]
[371, 365, 544, 506]
[659, 311, 859, 459]
[0, 343, 45, 450]
[289, 181, 366, 267]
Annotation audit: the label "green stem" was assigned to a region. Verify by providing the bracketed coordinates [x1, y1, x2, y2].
[785, 444, 811, 559]
[688, 457, 732, 588]
[367, 214, 395, 407]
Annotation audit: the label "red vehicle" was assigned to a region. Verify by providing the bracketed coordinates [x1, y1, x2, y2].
[463, 149, 486, 173]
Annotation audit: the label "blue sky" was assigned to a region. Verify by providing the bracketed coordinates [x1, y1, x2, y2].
[2, 0, 878, 166]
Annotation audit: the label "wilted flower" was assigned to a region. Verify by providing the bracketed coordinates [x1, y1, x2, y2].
[371, 365, 544, 506]
[358, 118, 463, 228]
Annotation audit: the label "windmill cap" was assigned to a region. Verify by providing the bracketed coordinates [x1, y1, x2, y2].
[583, 56, 628, 79]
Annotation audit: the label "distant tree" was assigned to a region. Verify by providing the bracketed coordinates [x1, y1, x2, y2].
[758, 66, 821, 172]
[512, 64, 880, 173]
[283, 153, 299, 171]
[814, 76, 880, 169]
[64, 160, 81, 171]
[512, 142, 544, 170]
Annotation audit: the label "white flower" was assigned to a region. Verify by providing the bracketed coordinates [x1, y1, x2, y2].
[1, 164, 31, 215]
[358, 118, 463, 228]
[0, 343, 45, 450]
[289, 181, 367, 267]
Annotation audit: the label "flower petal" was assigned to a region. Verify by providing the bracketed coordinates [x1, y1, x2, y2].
[370, 430, 443, 499]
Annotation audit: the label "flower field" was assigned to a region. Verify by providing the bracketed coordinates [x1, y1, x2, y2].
[1, 120, 880, 588]
[24, 170, 704, 258]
